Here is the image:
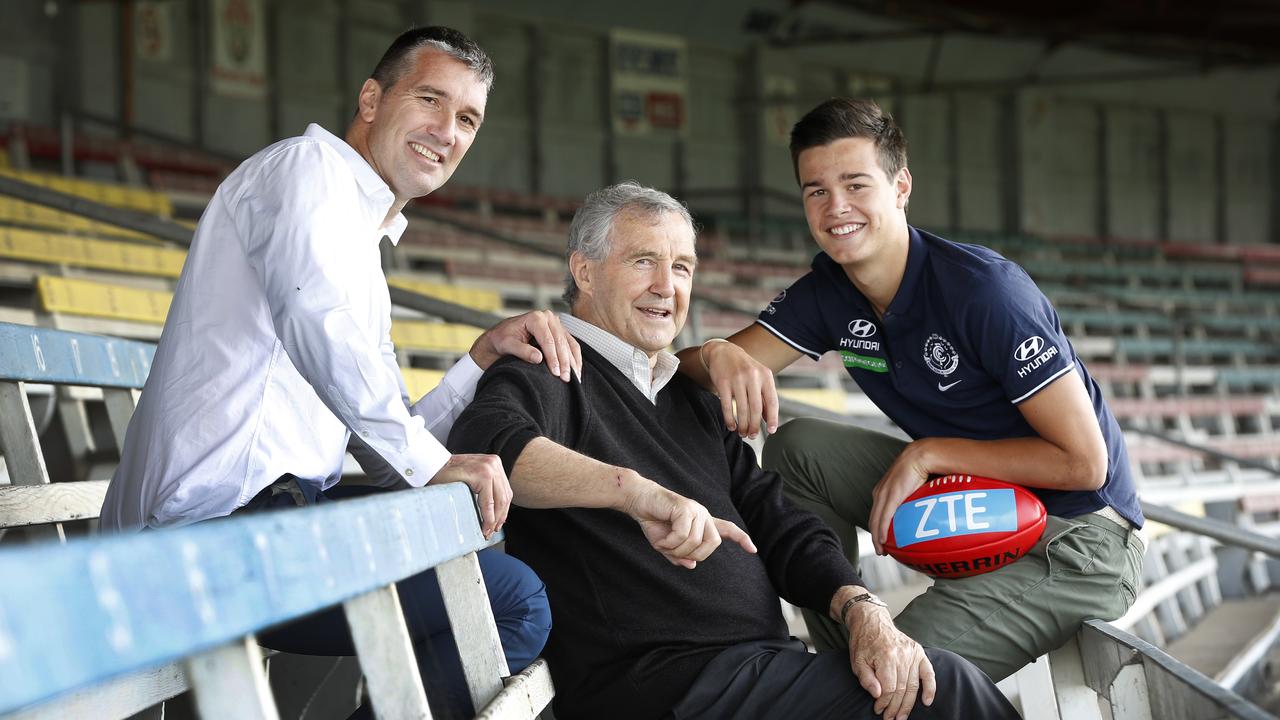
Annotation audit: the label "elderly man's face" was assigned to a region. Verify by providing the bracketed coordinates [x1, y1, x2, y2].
[572, 210, 696, 359]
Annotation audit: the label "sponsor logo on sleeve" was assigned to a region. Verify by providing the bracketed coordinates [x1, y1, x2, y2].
[923, 334, 959, 376]
[764, 289, 785, 315]
[1014, 335, 1059, 378]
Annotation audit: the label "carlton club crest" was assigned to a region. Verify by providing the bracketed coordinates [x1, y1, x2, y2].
[923, 333, 959, 376]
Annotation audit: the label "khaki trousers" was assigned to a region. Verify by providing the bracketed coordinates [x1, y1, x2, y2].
[762, 417, 1146, 682]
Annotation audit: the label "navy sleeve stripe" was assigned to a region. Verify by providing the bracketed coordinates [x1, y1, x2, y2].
[755, 320, 823, 360]
[1010, 362, 1076, 404]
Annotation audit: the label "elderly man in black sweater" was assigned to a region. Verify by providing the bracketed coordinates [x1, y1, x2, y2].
[449, 182, 1018, 720]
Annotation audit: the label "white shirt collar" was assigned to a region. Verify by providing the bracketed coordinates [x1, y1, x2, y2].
[559, 313, 679, 404]
[303, 124, 409, 245]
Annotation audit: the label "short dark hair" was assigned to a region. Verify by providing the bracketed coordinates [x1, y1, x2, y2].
[369, 26, 494, 93]
[789, 98, 907, 184]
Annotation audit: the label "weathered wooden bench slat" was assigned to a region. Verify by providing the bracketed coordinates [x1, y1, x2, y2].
[0, 381, 63, 542]
[185, 636, 278, 720]
[0, 480, 108, 527]
[0, 322, 154, 388]
[438, 552, 510, 709]
[476, 658, 556, 720]
[344, 584, 432, 719]
[2, 660, 187, 720]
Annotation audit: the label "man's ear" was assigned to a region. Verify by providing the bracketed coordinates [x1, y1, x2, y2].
[357, 79, 382, 123]
[569, 251, 593, 297]
[895, 167, 913, 209]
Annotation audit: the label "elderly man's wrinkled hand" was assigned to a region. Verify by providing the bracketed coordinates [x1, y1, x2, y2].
[471, 310, 582, 382]
[846, 602, 936, 720]
[622, 480, 757, 568]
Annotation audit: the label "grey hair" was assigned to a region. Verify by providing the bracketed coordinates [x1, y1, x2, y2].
[563, 181, 695, 307]
[370, 26, 495, 94]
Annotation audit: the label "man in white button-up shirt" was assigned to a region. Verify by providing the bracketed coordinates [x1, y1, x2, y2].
[100, 26, 571, 716]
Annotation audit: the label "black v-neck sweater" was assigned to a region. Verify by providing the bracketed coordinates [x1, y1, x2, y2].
[449, 345, 862, 720]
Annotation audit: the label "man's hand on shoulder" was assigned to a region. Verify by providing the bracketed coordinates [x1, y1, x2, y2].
[430, 453, 512, 539]
[618, 472, 757, 569]
[471, 310, 582, 382]
[834, 586, 935, 720]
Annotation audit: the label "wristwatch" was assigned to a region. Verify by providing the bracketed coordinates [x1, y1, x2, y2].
[839, 592, 888, 627]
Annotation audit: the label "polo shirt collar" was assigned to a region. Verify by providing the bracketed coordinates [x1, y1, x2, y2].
[303, 123, 408, 245]
[811, 225, 928, 320]
[884, 226, 928, 318]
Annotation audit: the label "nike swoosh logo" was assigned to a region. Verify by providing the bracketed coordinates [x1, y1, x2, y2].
[938, 380, 962, 391]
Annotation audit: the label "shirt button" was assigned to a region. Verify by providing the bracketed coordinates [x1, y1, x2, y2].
[361, 431, 370, 438]
[894, 361, 903, 369]
[404, 468, 414, 477]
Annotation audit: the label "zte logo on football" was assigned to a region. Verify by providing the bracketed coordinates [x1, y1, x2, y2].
[1014, 335, 1058, 378]
[892, 490, 1019, 548]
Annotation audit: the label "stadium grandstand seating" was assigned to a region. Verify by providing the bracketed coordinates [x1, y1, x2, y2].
[1, 140, 1279, 717]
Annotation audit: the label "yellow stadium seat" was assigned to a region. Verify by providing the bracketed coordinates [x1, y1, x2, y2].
[0, 168, 172, 217]
[36, 275, 171, 325]
[777, 388, 849, 415]
[388, 276, 504, 313]
[400, 367, 447, 401]
[390, 319, 483, 354]
[35, 276, 484, 353]
[0, 227, 185, 277]
[0, 195, 163, 243]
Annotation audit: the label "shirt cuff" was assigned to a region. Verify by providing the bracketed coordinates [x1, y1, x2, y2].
[401, 430, 452, 487]
[441, 352, 484, 403]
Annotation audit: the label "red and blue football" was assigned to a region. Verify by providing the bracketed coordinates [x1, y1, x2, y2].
[883, 474, 1046, 579]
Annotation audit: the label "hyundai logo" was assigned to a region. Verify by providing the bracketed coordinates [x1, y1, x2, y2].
[1014, 336, 1044, 362]
[848, 319, 877, 338]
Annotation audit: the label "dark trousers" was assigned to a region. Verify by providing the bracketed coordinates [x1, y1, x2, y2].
[669, 640, 1020, 720]
[242, 483, 552, 718]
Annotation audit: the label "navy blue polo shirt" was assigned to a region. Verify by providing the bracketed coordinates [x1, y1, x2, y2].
[758, 226, 1142, 528]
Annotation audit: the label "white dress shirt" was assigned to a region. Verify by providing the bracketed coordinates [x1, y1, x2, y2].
[101, 124, 480, 531]
[558, 314, 679, 402]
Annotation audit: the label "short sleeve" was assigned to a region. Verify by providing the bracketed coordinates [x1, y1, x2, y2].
[966, 266, 1076, 405]
[754, 272, 830, 361]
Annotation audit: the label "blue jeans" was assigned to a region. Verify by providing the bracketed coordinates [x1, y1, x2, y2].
[247, 483, 552, 717]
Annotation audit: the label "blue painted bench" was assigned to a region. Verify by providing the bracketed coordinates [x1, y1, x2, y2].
[0, 321, 554, 717]
[0, 322, 154, 542]
[0, 482, 554, 719]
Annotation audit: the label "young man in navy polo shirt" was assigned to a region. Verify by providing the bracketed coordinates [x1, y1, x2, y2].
[677, 97, 1146, 682]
